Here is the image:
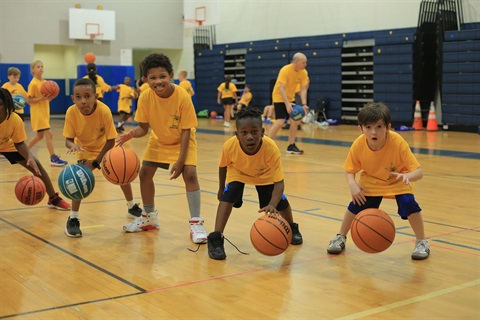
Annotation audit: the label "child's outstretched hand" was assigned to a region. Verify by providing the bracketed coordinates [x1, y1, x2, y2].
[66, 144, 84, 154]
[390, 172, 412, 187]
[258, 204, 278, 214]
[116, 129, 135, 146]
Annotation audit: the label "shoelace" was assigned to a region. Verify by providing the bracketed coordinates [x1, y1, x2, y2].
[188, 235, 249, 255]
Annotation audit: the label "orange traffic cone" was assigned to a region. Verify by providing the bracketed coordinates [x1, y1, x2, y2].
[426, 101, 438, 131]
[412, 100, 424, 130]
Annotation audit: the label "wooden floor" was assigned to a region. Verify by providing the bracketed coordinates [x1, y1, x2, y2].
[0, 117, 479, 319]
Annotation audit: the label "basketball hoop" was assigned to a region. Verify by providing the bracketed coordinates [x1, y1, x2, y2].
[89, 33, 104, 45]
[182, 19, 203, 27]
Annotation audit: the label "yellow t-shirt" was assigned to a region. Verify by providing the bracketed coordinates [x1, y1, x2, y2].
[2, 82, 28, 115]
[238, 91, 252, 106]
[63, 101, 117, 161]
[0, 112, 27, 152]
[179, 79, 194, 96]
[139, 83, 150, 95]
[344, 131, 420, 197]
[217, 82, 238, 99]
[83, 74, 111, 98]
[219, 136, 284, 186]
[135, 84, 198, 165]
[117, 84, 136, 113]
[272, 64, 309, 103]
[27, 78, 50, 131]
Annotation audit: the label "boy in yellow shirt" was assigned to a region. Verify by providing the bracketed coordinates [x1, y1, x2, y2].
[117, 53, 207, 244]
[178, 70, 195, 97]
[208, 107, 303, 260]
[2, 67, 28, 121]
[115, 76, 137, 133]
[326, 102, 429, 260]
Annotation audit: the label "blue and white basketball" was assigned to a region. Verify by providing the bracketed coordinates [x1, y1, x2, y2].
[58, 164, 95, 200]
[290, 105, 305, 121]
[13, 94, 27, 110]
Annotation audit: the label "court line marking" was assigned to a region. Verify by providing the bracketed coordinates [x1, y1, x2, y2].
[335, 279, 480, 320]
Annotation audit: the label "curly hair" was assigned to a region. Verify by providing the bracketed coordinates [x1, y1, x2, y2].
[141, 53, 173, 77]
[0, 88, 15, 120]
[235, 106, 262, 127]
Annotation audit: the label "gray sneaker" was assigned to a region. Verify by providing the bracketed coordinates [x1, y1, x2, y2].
[327, 234, 346, 254]
[411, 239, 430, 260]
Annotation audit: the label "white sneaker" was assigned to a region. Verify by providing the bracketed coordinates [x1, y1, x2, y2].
[189, 217, 208, 243]
[224, 121, 231, 127]
[411, 239, 430, 260]
[124, 211, 159, 232]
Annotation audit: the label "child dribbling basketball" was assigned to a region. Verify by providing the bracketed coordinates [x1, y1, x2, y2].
[207, 107, 303, 260]
[117, 53, 208, 244]
[26, 60, 68, 167]
[0, 88, 70, 210]
[326, 102, 430, 260]
[62, 78, 142, 238]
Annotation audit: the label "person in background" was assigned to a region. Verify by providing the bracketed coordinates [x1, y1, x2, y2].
[2, 67, 28, 121]
[115, 76, 137, 133]
[178, 70, 195, 98]
[233, 85, 252, 119]
[84, 63, 117, 101]
[267, 53, 309, 155]
[217, 76, 237, 128]
[26, 60, 68, 166]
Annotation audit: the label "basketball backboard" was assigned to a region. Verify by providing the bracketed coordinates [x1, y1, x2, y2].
[183, 0, 219, 26]
[69, 8, 116, 41]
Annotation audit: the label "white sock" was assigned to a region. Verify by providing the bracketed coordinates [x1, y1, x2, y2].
[127, 200, 135, 209]
[70, 211, 79, 219]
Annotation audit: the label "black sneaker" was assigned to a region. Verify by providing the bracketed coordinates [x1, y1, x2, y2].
[127, 203, 143, 219]
[290, 222, 303, 245]
[282, 123, 290, 130]
[65, 217, 82, 238]
[286, 143, 304, 155]
[207, 231, 226, 260]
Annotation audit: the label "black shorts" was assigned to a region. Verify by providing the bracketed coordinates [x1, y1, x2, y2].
[221, 181, 289, 211]
[274, 102, 295, 120]
[119, 111, 132, 116]
[0, 152, 25, 164]
[14, 112, 25, 122]
[222, 98, 235, 105]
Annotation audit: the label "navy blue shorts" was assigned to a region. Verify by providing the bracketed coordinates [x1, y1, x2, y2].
[347, 194, 422, 220]
[221, 181, 289, 211]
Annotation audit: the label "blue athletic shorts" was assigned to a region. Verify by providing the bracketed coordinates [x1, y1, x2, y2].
[347, 194, 421, 220]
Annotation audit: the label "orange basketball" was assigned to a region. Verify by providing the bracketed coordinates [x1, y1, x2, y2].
[40, 80, 59, 99]
[210, 111, 217, 118]
[250, 214, 292, 256]
[84, 52, 96, 63]
[101, 146, 140, 185]
[15, 175, 46, 206]
[350, 208, 396, 253]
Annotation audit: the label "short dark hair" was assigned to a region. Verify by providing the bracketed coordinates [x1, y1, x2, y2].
[236, 107, 262, 127]
[0, 88, 15, 119]
[358, 102, 391, 126]
[73, 78, 96, 94]
[141, 53, 173, 76]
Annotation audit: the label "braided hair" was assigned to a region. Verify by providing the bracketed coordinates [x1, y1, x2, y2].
[86, 63, 98, 84]
[0, 88, 15, 120]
